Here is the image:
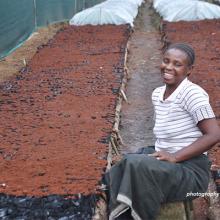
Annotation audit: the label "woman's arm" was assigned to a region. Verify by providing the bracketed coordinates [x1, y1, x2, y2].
[149, 118, 220, 163]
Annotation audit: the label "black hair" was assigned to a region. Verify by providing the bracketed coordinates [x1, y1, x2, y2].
[165, 43, 195, 66]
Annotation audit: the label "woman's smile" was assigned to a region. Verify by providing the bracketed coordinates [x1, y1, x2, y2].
[163, 72, 174, 80]
[160, 48, 193, 90]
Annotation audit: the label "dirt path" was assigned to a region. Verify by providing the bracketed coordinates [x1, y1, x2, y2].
[120, 0, 162, 154]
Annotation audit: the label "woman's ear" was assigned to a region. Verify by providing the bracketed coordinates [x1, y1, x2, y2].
[187, 65, 194, 76]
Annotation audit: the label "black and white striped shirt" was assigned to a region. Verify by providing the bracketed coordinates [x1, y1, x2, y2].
[152, 78, 215, 153]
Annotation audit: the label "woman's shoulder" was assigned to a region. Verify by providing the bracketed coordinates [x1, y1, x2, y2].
[152, 85, 164, 96]
[179, 80, 211, 111]
[152, 86, 164, 102]
[182, 80, 209, 98]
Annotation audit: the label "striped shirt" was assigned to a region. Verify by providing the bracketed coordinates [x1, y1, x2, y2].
[152, 78, 215, 153]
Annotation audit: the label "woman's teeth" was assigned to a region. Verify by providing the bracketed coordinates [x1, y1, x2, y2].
[164, 73, 173, 79]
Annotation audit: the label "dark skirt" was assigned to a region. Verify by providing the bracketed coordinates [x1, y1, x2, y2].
[105, 146, 211, 220]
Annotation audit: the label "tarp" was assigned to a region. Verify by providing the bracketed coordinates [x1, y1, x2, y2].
[84, 0, 104, 8]
[36, 0, 76, 27]
[0, 0, 104, 59]
[69, 0, 143, 26]
[153, 0, 220, 21]
[0, 0, 35, 59]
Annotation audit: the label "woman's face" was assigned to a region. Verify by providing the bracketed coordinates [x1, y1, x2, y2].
[160, 48, 193, 89]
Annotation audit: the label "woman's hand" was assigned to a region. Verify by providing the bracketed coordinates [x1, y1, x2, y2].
[148, 150, 177, 163]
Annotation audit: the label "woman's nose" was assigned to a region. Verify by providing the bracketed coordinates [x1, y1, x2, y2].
[165, 62, 173, 69]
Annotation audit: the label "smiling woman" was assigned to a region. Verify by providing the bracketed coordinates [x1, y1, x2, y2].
[105, 43, 220, 220]
[161, 43, 194, 99]
[153, 43, 219, 159]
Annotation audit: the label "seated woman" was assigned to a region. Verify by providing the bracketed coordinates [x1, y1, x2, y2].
[105, 43, 220, 220]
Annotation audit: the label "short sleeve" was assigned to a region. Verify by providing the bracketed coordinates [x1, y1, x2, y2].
[191, 105, 215, 124]
[184, 86, 215, 124]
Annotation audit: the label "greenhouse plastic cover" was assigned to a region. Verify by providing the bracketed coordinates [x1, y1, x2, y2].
[153, 0, 220, 22]
[69, 0, 144, 26]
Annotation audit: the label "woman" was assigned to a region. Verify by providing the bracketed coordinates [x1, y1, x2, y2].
[105, 43, 220, 220]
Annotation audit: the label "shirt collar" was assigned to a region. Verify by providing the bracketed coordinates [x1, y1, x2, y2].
[159, 77, 189, 102]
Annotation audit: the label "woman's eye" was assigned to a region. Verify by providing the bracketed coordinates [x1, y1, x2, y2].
[174, 62, 182, 67]
[163, 59, 169, 64]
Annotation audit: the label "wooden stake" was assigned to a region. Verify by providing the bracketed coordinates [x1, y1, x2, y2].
[120, 89, 128, 103]
[110, 137, 119, 155]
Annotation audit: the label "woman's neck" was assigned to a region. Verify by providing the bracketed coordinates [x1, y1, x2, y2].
[163, 85, 177, 100]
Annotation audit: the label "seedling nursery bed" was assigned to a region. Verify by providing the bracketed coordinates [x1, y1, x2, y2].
[0, 24, 130, 219]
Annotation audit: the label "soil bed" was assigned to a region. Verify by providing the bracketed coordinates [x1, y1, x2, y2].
[0, 24, 130, 219]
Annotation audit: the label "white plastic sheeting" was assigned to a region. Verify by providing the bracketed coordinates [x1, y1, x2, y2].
[153, 0, 220, 21]
[154, 0, 197, 17]
[97, 1, 138, 18]
[108, 0, 143, 7]
[69, 0, 144, 26]
[153, 0, 173, 11]
[153, 0, 197, 11]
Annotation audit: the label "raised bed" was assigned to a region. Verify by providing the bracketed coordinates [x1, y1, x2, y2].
[0, 24, 130, 219]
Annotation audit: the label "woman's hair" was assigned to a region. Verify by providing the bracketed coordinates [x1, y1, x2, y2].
[165, 43, 195, 66]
